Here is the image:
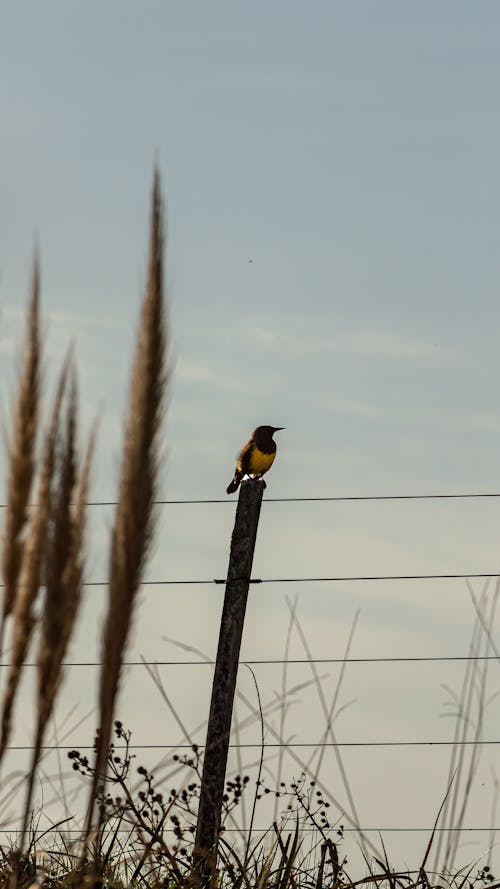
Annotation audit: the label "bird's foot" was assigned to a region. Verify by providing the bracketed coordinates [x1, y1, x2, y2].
[247, 475, 267, 489]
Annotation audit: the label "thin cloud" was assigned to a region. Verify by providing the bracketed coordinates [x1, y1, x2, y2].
[2, 304, 126, 332]
[177, 310, 450, 365]
[240, 317, 450, 363]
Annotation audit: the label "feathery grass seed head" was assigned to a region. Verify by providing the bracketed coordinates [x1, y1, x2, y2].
[1, 253, 41, 626]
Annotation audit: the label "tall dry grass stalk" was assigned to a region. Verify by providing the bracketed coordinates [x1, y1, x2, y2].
[0, 254, 41, 657]
[0, 360, 69, 762]
[86, 168, 168, 836]
[429, 581, 500, 876]
[20, 373, 96, 842]
[36, 388, 97, 737]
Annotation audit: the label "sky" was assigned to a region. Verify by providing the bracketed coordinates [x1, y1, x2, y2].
[1, 0, 500, 874]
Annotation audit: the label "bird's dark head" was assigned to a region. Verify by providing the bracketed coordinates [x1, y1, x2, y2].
[253, 425, 285, 443]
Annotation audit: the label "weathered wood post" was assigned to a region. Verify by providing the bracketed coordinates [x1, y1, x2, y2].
[192, 477, 265, 886]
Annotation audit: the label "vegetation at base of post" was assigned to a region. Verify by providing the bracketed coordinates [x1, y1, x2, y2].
[0, 721, 497, 889]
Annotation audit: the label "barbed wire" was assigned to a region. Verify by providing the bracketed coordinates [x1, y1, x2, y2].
[3, 492, 500, 509]
[2, 655, 499, 667]
[5, 740, 500, 751]
[8, 572, 493, 588]
[67, 492, 500, 505]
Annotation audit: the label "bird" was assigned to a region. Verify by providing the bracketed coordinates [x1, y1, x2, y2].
[226, 425, 284, 494]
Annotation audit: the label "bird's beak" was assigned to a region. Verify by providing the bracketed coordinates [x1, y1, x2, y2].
[273, 427, 285, 432]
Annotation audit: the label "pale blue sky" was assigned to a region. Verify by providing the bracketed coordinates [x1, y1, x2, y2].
[3, 2, 500, 498]
[1, 1, 500, 871]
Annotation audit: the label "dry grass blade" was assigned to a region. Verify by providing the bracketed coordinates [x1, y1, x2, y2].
[255, 834, 280, 889]
[273, 819, 301, 889]
[431, 597, 484, 873]
[273, 597, 297, 824]
[55, 412, 97, 677]
[0, 359, 69, 763]
[283, 599, 369, 862]
[414, 771, 456, 889]
[430, 585, 499, 877]
[87, 168, 168, 833]
[37, 371, 78, 732]
[444, 587, 499, 873]
[20, 375, 96, 842]
[1, 252, 41, 654]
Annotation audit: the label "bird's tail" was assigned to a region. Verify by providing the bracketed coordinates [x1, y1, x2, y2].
[226, 469, 243, 495]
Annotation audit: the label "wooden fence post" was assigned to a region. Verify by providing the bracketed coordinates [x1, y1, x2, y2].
[191, 477, 265, 886]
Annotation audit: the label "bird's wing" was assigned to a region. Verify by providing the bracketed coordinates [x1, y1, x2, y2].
[236, 438, 254, 474]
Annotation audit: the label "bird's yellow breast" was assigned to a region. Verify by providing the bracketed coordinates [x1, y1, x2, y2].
[247, 446, 276, 476]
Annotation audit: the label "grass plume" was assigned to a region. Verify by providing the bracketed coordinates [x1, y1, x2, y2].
[0, 360, 69, 763]
[20, 373, 96, 843]
[0, 252, 41, 656]
[86, 167, 168, 835]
